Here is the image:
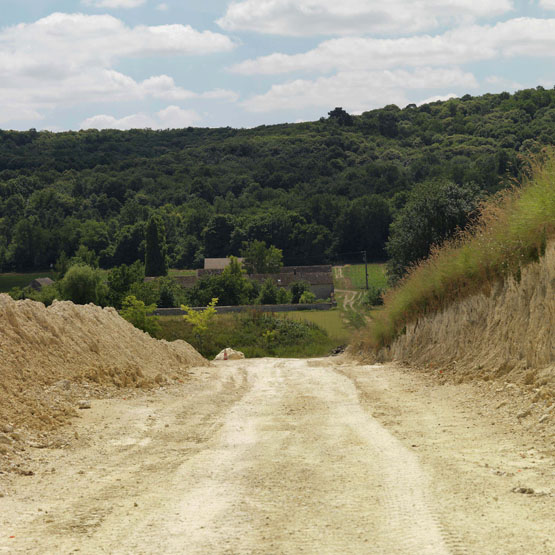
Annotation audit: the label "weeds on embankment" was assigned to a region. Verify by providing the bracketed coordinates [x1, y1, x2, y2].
[363, 149, 555, 350]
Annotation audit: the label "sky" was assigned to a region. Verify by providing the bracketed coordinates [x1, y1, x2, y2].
[1, 0, 555, 131]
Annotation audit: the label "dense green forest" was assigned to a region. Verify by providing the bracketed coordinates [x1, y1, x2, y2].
[1, 87, 554, 275]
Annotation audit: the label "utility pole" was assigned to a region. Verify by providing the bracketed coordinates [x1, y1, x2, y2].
[362, 250, 368, 290]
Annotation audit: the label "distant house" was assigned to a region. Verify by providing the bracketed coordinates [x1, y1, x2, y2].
[179, 262, 334, 299]
[29, 277, 55, 291]
[203, 258, 244, 270]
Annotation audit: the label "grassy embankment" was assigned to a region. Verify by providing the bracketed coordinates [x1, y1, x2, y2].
[281, 310, 351, 345]
[360, 151, 555, 351]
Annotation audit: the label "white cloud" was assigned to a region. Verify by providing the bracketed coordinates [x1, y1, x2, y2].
[156, 3, 169, 11]
[0, 13, 236, 123]
[80, 106, 202, 130]
[485, 75, 524, 90]
[243, 67, 478, 113]
[217, 0, 513, 36]
[539, 0, 555, 9]
[0, 68, 237, 123]
[417, 93, 458, 106]
[140, 76, 239, 101]
[231, 17, 555, 75]
[84, 0, 146, 8]
[0, 103, 44, 125]
[0, 12, 235, 66]
[200, 89, 240, 102]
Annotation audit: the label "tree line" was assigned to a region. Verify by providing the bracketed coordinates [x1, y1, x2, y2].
[1, 87, 554, 281]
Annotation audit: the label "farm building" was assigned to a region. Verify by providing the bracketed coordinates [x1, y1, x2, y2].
[29, 277, 55, 291]
[147, 263, 334, 300]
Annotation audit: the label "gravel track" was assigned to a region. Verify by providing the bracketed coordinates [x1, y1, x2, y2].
[1, 358, 553, 554]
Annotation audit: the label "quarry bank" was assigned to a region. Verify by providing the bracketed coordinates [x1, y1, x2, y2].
[350, 242, 555, 434]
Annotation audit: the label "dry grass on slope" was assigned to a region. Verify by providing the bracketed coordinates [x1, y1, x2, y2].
[360, 149, 555, 351]
[388, 242, 554, 393]
[0, 295, 206, 462]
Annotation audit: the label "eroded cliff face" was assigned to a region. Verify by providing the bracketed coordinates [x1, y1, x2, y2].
[388, 243, 554, 393]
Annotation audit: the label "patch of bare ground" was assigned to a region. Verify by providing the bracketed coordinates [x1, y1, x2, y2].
[1, 358, 553, 554]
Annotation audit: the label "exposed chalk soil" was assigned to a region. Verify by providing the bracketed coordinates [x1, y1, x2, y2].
[0, 294, 206, 473]
[1, 357, 553, 554]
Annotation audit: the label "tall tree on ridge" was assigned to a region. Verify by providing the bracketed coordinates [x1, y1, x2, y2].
[145, 215, 168, 277]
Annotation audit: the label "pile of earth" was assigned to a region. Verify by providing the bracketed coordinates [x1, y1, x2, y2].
[0, 294, 206, 469]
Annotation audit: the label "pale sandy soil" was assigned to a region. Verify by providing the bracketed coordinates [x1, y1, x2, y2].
[1, 357, 553, 554]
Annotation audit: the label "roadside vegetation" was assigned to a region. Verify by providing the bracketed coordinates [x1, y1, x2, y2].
[281, 309, 351, 345]
[362, 149, 555, 350]
[157, 311, 335, 359]
[3, 244, 326, 311]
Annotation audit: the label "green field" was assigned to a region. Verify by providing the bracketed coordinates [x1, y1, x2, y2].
[168, 269, 197, 277]
[0, 272, 56, 293]
[279, 309, 351, 345]
[342, 263, 388, 291]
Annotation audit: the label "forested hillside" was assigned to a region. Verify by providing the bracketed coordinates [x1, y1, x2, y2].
[1, 87, 554, 273]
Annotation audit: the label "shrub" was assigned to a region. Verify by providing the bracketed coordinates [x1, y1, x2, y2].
[257, 278, 279, 304]
[299, 290, 317, 304]
[181, 297, 218, 350]
[290, 281, 310, 304]
[363, 285, 385, 306]
[120, 295, 160, 337]
[59, 264, 107, 305]
[276, 287, 291, 304]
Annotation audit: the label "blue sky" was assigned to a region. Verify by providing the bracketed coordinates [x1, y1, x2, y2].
[1, 0, 555, 130]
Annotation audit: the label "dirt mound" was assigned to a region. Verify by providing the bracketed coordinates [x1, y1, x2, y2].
[0, 295, 206, 461]
[383, 242, 554, 400]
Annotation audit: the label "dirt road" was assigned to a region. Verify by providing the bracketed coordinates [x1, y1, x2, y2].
[1, 358, 553, 554]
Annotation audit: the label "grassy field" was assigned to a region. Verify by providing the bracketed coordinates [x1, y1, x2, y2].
[168, 269, 197, 277]
[0, 272, 56, 293]
[341, 263, 388, 291]
[279, 309, 351, 344]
